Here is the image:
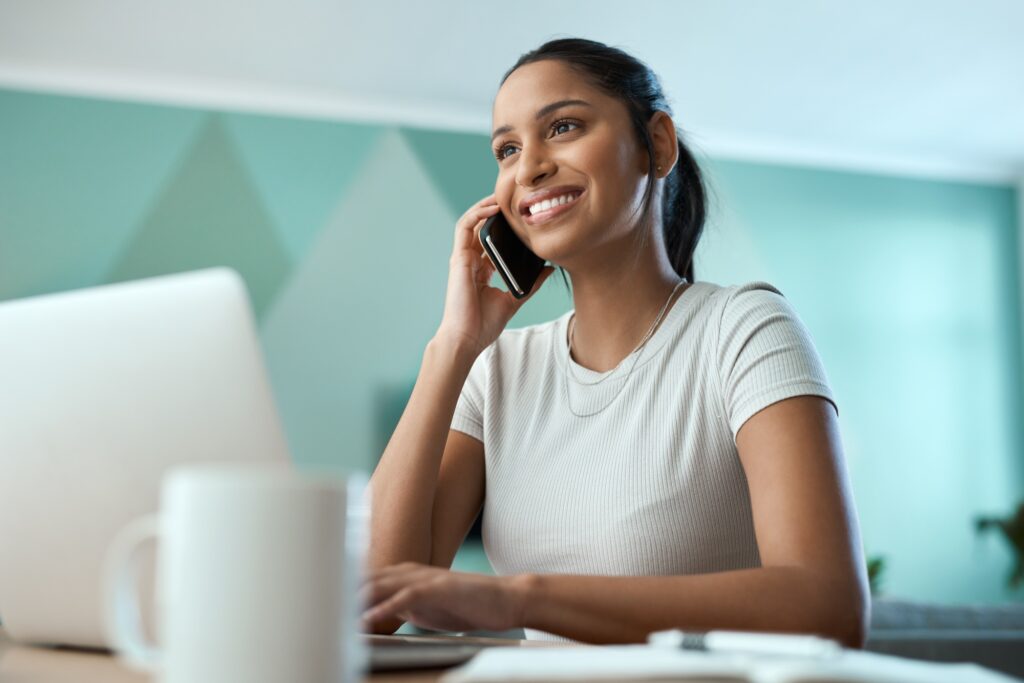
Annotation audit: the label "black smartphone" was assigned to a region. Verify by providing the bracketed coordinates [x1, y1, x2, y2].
[479, 210, 547, 299]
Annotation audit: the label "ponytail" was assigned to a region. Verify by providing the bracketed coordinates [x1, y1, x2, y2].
[662, 136, 706, 281]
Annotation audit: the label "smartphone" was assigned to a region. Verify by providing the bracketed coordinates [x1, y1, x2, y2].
[479, 210, 547, 299]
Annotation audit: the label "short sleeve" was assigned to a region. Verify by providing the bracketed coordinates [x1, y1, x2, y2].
[450, 348, 488, 443]
[716, 281, 837, 441]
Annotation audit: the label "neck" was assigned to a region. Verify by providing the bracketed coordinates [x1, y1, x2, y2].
[565, 239, 688, 373]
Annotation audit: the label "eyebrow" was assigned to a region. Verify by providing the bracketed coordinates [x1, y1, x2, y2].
[491, 99, 593, 142]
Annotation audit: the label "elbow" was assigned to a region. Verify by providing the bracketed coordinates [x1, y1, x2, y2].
[834, 603, 868, 650]
[797, 570, 869, 649]
[845, 593, 871, 650]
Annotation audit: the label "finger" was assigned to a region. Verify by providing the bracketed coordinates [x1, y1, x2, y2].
[359, 578, 401, 610]
[360, 568, 425, 604]
[359, 564, 435, 607]
[471, 193, 496, 209]
[461, 207, 499, 256]
[455, 195, 498, 233]
[476, 251, 496, 285]
[363, 585, 421, 623]
[454, 204, 500, 254]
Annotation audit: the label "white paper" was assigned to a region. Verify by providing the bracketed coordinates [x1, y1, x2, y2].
[440, 644, 1021, 683]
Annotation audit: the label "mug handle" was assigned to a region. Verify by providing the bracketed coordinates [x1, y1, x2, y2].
[104, 514, 162, 672]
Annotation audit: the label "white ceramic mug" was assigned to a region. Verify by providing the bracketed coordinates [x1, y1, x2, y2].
[105, 461, 368, 683]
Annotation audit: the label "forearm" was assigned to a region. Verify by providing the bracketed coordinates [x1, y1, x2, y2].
[367, 335, 476, 570]
[514, 566, 868, 648]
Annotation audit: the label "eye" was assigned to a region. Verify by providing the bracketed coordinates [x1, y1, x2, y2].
[495, 142, 518, 161]
[551, 118, 580, 136]
[493, 118, 583, 162]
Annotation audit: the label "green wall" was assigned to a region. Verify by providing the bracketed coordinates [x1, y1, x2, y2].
[1, 88, 1020, 606]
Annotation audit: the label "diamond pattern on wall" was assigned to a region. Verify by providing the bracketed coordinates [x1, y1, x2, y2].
[104, 115, 292, 317]
[223, 113, 383, 263]
[0, 89, 205, 301]
[260, 129, 456, 472]
[401, 128, 499, 216]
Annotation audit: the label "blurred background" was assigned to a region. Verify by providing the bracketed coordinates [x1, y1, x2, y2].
[1, 0, 1021, 615]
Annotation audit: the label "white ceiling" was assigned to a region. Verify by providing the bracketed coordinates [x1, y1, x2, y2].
[1, 0, 1021, 183]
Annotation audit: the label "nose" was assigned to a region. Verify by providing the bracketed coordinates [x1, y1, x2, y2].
[515, 142, 555, 188]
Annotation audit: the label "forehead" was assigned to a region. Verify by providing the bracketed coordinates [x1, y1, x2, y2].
[492, 60, 606, 122]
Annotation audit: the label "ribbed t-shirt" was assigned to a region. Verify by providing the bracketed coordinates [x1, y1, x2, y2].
[449, 280, 837, 642]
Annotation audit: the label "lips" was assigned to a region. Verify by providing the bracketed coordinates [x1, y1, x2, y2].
[518, 185, 586, 216]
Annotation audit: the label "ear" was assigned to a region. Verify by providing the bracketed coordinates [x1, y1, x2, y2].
[646, 111, 679, 178]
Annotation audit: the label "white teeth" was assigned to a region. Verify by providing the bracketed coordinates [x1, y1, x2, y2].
[528, 192, 579, 216]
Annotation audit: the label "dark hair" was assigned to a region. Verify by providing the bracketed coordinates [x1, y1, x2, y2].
[499, 37, 707, 285]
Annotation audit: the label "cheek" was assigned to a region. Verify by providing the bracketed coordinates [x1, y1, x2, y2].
[607, 137, 639, 183]
[580, 137, 633, 194]
[600, 140, 646, 210]
[494, 173, 516, 213]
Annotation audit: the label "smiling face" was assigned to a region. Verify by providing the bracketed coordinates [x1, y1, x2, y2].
[490, 59, 653, 268]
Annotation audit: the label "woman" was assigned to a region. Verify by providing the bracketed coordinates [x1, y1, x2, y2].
[361, 37, 869, 647]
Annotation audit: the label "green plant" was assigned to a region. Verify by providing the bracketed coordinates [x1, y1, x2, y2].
[975, 502, 1024, 590]
[867, 555, 886, 596]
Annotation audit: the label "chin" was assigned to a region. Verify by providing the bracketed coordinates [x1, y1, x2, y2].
[525, 232, 570, 265]
[526, 220, 593, 266]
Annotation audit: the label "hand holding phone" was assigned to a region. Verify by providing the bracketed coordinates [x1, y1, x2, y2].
[435, 198, 552, 358]
[478, 210, 547, 299]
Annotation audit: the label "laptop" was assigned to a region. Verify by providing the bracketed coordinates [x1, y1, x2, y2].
[0, 268, 501, 671]
[0, 268, 290, 648]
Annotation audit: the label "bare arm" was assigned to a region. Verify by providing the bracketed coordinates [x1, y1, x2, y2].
[366, 337, 476, 572]
[513, 396, 870, 647]
[364, 337, 484, 636]
[363, 194, 554, 635]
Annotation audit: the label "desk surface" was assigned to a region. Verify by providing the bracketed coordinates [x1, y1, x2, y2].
[0, 627, 561, 683]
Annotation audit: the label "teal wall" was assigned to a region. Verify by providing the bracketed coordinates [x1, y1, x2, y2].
[697, 160, 1023, 604]
[1, 88, 1021, 606]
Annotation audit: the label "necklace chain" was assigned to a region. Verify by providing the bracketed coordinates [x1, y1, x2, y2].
[564, 278, 687, 418]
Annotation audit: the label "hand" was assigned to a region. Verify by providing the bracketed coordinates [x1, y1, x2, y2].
[359, 562, 529, 634]
[436, 195, 555, 357]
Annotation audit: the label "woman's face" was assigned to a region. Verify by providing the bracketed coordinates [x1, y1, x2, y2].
[490, 60, 650, 267]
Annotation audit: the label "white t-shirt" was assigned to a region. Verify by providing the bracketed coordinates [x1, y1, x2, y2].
[450, 280, 837, 642]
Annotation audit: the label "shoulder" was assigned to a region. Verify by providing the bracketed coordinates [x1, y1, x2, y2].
[713, 280, 788, 314]
[471, 312, 568, 374]
[707, 281, 837, 427]
[706, 280, 802, 332]
[706, 280, 816, 356]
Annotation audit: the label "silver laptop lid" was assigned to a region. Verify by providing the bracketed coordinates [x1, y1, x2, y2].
[0, 268, 290, 648]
